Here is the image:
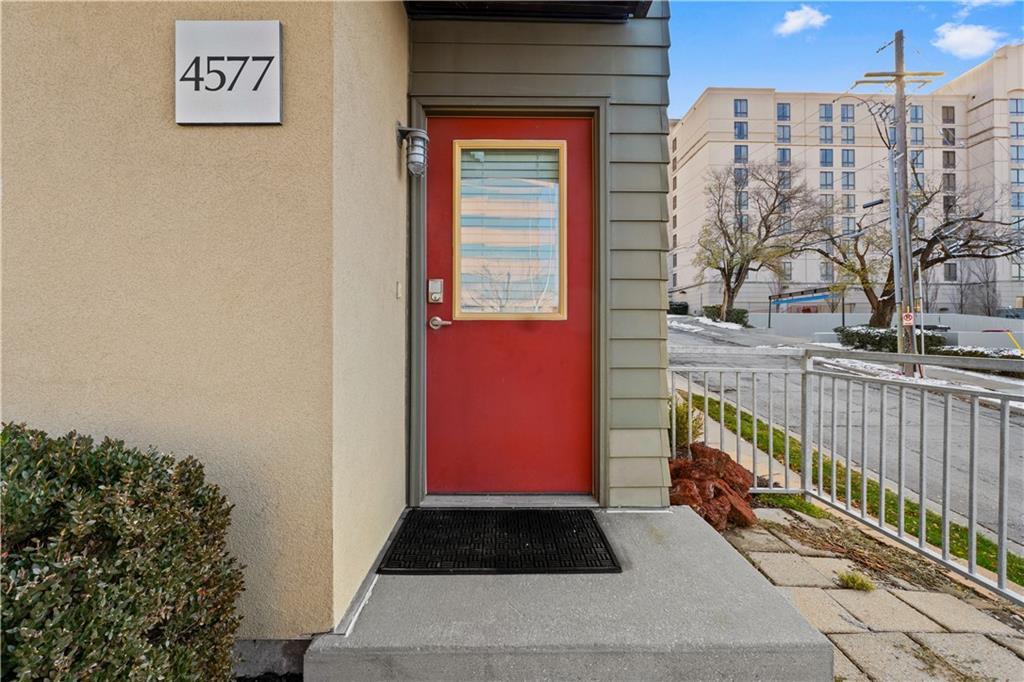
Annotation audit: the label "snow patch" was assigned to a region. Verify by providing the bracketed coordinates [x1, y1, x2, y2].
[694, 316, 743, 330]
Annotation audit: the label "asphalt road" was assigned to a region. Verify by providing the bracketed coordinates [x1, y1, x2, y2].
[668, 316, 1024, 550]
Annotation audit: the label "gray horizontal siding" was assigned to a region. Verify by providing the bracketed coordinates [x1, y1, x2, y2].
[410, 17, 669, 47]
[610, 134, 668, 163]
[411, 44, 668, 76]
[610, 163, 668, 192]
[611, 221, 668, 250]
[410, 73, 667, 105]
[410, 1, 670, 507]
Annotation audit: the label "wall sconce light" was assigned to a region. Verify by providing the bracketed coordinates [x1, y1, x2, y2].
[397, 125, 429, 176]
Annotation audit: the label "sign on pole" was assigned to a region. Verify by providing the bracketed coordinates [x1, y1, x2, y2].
[175, 21, 282, 124]
[901, 311, 915, 327]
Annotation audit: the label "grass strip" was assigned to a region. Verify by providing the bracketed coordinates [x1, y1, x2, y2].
[690, 393, 1024, 587]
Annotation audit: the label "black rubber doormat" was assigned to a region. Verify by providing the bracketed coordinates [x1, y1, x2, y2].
[378, 508, 621, 574]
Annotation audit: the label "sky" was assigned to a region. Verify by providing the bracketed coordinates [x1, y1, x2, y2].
[667, 0, 1024, 118]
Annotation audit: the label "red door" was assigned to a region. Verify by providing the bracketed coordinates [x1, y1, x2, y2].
[426, 117, 593, 493]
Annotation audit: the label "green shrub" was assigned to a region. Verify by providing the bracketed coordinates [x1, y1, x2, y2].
[668, 301, 690, 315]
[834, 325, 945, 353]
[700, 305, 749, 326]
[1, 423, 244, 681]
[669, 395, 704, 454]
[931, 346, 1024, 379]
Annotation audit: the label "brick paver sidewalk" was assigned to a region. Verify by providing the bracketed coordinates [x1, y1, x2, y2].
[726, 508, 1024, 681]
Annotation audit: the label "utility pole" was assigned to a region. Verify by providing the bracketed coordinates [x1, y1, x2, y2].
[854, 30, 943, 374]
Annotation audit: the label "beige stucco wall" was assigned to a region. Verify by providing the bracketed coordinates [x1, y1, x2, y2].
[329, 0, 409, 624]
[2, 1, 409, 639]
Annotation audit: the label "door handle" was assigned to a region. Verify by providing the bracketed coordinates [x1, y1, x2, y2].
[428, 316, 453, 330]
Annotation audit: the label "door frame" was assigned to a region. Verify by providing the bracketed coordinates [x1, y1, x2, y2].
[407, 97, 611, 507]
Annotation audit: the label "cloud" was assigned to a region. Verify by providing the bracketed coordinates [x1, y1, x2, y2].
[931, 22, 1007, 58]
[774, 5, 830, 37]
[955, 0, 1014, 20]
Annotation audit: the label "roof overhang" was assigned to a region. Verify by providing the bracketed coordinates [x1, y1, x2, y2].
[404, 1, 652, 23]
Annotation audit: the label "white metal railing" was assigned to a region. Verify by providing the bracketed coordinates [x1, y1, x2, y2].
[669, 347, 1023, 606]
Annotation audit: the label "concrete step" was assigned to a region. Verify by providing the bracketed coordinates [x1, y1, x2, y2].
[305, 508, 832, 681]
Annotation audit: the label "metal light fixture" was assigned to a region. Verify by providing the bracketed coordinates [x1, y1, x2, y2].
[397, 125, 429, 176]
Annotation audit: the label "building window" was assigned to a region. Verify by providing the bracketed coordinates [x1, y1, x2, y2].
[942, 128, 955, 146]
[672, 195, 677, 209]
[944, 195, 958, 213]
[843, 194, 856, 213]
[734, 167, 748, 187]
[672, 215, 677, 229]
[819, 103, 833, 121]
[672, 176, 677, 190]
[942, 173, 956, 192]
[916, 217, 925, 232]
[781, 261, 793, 281]
[1012, 257, 1024, 281]
[778, 170, 792, 188]
[909, 105, 923, 123]
[841, 103, 855, 122]
[820, 261, 834, 282]
[672, 272, 678, 287]
[1013, 146, 1024, 163]
[735, 121, 748, 140]
[820, 171, 834, 189]
[820, 126, 833, 144]
[1012, 168, 1024, 185]
[1011, 122, 1024, 139]
[842, 216, 856, 235]
[944, 262, 958, 281]
[942, 106, 955, 124]
[672, 137, 677, 152]
[777, 147, 791, 166]
[776, 124, 791, 143]
[1012, 192, 1024, 209]
[841, 172, 855, 190]
[910, 150, 924, 168]
[841, 149, 855, 167]
[1011, 98, 1024, 116]
[943, 150, 956, 169]
[820, 193, 834, 208]
[841, 126, 855, 144]
[672, 253, 677, 267]
[888, 126, 897, 145]
[911, 127, 924, 145]
[821, 215, 834, 232]
[736, 191, 749, 210]
[734, 98, 748, 117]
[913, 171, 926, 188]
[820, 148, 833, 167]
[734, 145, 748, 163]
[672, 232, 677, 247]
[777, 102, 791, 121]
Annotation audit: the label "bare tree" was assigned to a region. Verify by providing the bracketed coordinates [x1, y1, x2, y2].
[966, 259, 1000, 316]
[800, 96, 1024, 326]
[693, 162, 821, 317]
[805, 181, 1020, 326]
[920, 265, 941, 314]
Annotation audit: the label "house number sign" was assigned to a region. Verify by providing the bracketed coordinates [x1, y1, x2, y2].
[175, 20, 281, 124]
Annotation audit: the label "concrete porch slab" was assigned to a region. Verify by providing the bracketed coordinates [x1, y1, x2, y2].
[305, 508, 832, 681]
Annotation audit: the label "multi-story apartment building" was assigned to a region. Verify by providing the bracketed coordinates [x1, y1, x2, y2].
[669, 43, 1024, 316]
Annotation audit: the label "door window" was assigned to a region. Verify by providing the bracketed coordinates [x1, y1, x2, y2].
[453, 141, 566, 319]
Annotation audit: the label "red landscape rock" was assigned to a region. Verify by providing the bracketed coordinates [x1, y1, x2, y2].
[669, 443, 757, 531]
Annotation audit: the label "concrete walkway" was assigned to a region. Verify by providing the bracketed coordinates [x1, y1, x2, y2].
[306, 508, 831, 681]
[726, 509, 1024, 681]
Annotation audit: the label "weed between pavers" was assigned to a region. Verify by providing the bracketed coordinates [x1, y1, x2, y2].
[759, 515, 1024, 634]
[836, 570, 875, 592]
